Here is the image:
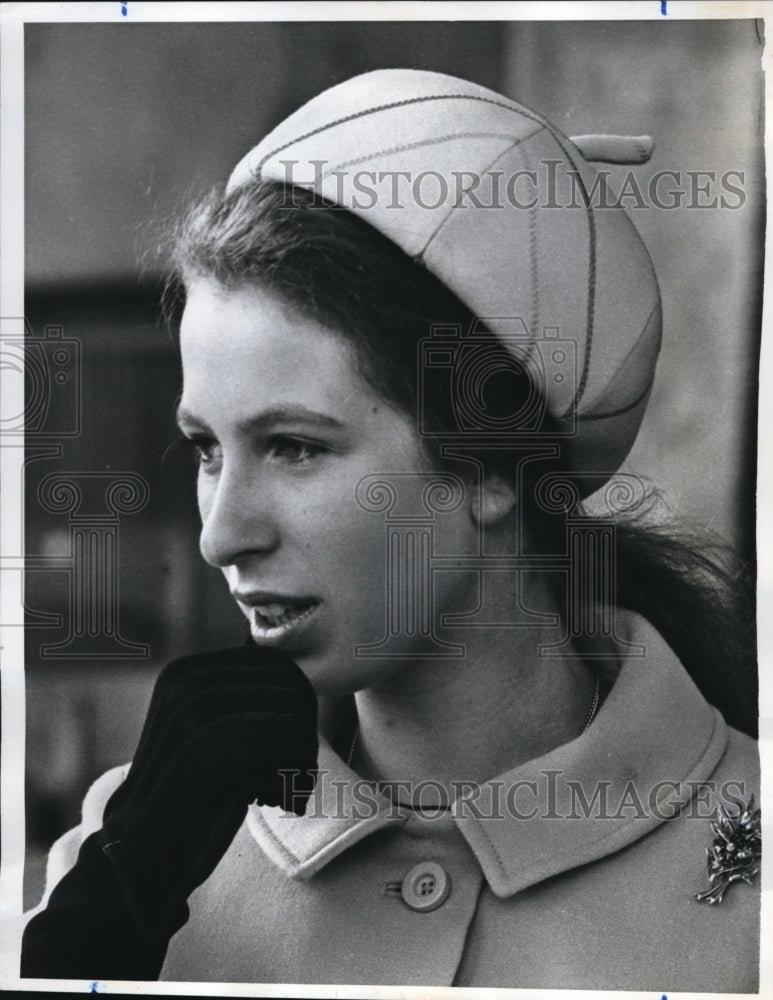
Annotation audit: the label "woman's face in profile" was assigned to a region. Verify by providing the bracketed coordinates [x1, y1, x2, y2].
[177, 279, 479, 695]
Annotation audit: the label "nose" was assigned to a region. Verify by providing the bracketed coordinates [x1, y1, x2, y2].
[198, 461, 280, 569]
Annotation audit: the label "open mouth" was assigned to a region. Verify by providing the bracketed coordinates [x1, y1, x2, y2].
[245, 598, 319, 645]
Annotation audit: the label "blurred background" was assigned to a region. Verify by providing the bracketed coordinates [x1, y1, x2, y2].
[22, 18, 764, 907]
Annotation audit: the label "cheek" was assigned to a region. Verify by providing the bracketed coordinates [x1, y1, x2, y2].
[320, 507, 387, 579]
[313, 504, 389, 616]
[194, 461, 216, 509]
[196, 476, 210, 521]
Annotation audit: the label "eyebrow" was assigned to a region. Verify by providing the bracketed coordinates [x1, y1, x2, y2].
[175, 403, 345, 434]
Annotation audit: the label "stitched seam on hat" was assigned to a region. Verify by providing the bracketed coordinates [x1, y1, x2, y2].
[528, 202, 539, 342]
[538, 138, 598, 419]
[576, 377, 655, 421]
[570, 207, 596, 412]
[480, 113, 599, 420]
[576, 301, 662, 420]
[254, 93, 544, 174]
[417, 128, 544, 260]
[323, 131, 523, 174]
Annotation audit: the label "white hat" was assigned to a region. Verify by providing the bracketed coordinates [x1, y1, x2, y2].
[228, 69, 661, 491]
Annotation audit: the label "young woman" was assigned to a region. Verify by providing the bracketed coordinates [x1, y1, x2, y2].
[22, 70, 759, 991]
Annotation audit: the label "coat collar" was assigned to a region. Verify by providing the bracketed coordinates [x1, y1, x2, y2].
[247, 612, 727, 896]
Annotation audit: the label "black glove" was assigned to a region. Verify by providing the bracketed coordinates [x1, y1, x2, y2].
[21, 645, 318, 980]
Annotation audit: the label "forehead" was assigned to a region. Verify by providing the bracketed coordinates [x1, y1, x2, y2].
[179, 279, 366, 414]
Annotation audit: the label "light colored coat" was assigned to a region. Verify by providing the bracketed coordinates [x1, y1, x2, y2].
[36, 614, 760, 991]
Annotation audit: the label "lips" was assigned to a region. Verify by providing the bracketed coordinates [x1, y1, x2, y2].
[233, 591, 319, 647]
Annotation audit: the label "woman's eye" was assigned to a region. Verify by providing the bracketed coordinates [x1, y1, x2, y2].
[183, 435, 221, 469]
[268, 436, 326, 466]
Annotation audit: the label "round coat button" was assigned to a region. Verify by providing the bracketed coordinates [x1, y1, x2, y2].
[401, 861, 451, 912]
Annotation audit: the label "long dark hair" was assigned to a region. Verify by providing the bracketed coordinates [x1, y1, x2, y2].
[164, 180, 757, 737]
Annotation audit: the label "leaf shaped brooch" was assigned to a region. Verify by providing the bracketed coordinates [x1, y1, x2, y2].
[695, 795, 761, 905]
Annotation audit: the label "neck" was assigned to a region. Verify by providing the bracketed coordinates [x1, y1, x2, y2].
[349, 583, 599, 804]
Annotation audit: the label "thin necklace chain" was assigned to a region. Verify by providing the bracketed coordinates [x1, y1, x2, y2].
[345, 674, 602, 769]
